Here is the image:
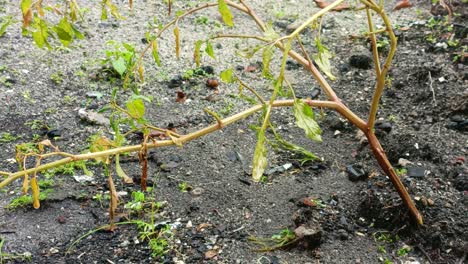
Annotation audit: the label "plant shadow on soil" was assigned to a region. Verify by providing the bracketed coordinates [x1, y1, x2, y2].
[0, 1, 467, 263]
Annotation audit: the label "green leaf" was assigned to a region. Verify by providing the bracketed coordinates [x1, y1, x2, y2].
[101, 4, 108, 20]
[112, 57, 126, 76]
[0, 16, 13, 37]
[125, 98, 145, 119]
[31, 17, 50, 49]
[294, 99, 322, 142]
[72, 25, 84, 39]
[151, 40, 161, 66]
[263, 23, 279, 41]
[21, 0, 32, 14]
[193, 40, 203, 67]
[217, 0, 233, 27]
[262, 45, 274, 78]
[313, 37, 336, 80]
[252, 129, 267, 182]
[115, 154, 133, 183]
[220, 68, 233, 83]
[174, 26, 180, 59]
[205, 41, 215, 59]
[270, 126, 319, 164]
[53, 18, 73, 46]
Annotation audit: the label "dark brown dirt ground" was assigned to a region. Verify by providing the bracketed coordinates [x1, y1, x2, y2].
[0, 1, 466, 263]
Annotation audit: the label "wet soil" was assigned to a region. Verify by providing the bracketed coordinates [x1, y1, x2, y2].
[0, 1, 466, 264]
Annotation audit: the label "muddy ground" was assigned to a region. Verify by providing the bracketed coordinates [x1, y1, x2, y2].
[0, 0, 466, 263]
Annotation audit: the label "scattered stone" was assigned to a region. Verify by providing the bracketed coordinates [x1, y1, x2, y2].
[334, 130, 341, 137]
[168, 76, 184, 88]
[199, 65, 214, 75]
[56, 215, 66, 224]
[398, 158, 413, 167]
[355, 130, 367, 144]
[310, 87, 321, 99]
[46, 129, 61, 139]
[190, 187, 204, 196]
[375, 122, 392, 134]
[204, 250, 217, 259]
[346, 164, 367, 181]
[73, 175, 94, 183]
[407, 167, 425, 178]
[434, 42, 448, 50]
[349, 54, 373, 69]
[294, 225, 322, 247]
[160, 161, 179, 172]
[264, 163, 293, 175]
[120, 240, 130, 247]
[206, 78, 219, 89]
[49, 247, 59, 254]
[86, 91, 103, 99]
[337, 229, 348, 240]
[447, 115, 468, 131]
[78, 108, 110, 126]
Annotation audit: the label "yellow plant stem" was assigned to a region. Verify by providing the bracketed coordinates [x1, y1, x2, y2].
[0, 99, 335, 189]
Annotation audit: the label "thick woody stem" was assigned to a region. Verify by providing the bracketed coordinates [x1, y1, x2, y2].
[366, 132, 424, 225]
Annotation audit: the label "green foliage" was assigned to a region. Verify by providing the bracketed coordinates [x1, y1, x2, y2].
[102, 41, 137, 80]
[0, 133, 21, 143]
[396, 168, 407, 176]
[124, 191, 146, 212]
[178, 182, 191, 192]
[0, 238, 32, 263]
[0, 16, 13, 37]
[294, 100, 322, 142]
[313, 37, 336, 80]
[50, 71, 64, 84]
[42, 160, 92, 178]
[397, 246, 411, 257]
[217, 0, 233, 27]
[8, 189, 53, 209]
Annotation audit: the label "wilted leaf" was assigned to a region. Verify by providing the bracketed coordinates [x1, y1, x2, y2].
[393, 0, 413, 11]
[271, 127, 319, 164]
[22, 175, 29, 194]
[129, 0, 133, 9]
[151, 40, 161, 66]
[115, 154, 133, 183]
[313, 38, 336, 80]
[205, 41, 215, 59]
[21, 0, 33, 27]
[174, 26, 180, 59]
[262, 45, 274, 78]
[218, 0, 233, 27]
[31, 177, 40, 209]
[252, 130, 267, 182]
[294, 99, 322, 142]
[220, 68, 233, 83]
[205, 250, 218, 259]
[36, 0, 44, 16]
[126, 98, 145, 119]
[107, 171, 118, 231]
[176, 91, 186, 103]
[138, 64, 144, 82]
[89, 136, 114, 163]
[313, 0, 350, 11]
[112, 57, 126, 76]
[193, 40, 203, 66]
[263, 23, 279, 41]
[0, 16, 13, 37]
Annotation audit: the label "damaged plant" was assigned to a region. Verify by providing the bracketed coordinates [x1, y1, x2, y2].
[1, 0, 423, 233]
